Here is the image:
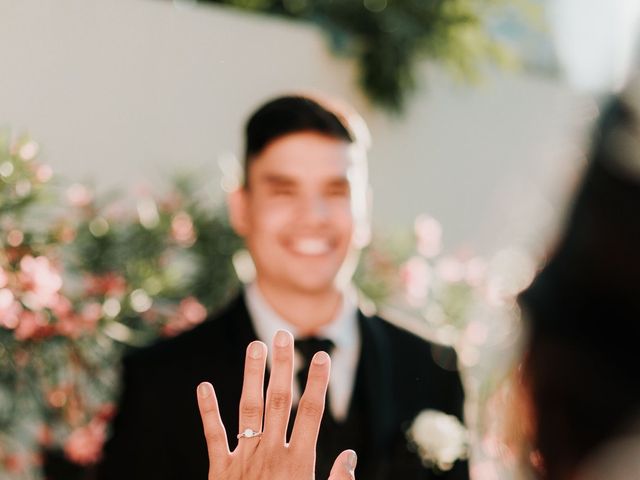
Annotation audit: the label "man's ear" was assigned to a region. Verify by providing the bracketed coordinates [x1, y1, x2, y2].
[227, 188, 249, 237]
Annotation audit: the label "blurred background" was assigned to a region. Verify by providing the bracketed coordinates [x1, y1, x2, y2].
[1, 0, 639, 478]
[3, 0, 624, 253]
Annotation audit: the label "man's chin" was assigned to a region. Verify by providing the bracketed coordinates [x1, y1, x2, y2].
[286, 278, 342, 296]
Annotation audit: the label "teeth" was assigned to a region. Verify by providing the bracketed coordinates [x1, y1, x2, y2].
[291, 238, 331, 255]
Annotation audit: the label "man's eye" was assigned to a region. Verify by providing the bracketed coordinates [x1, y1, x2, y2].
[327, 186, 349, 197]
[273, 188, 294, 196]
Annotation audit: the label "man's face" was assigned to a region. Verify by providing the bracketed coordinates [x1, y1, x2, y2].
[230, 131, 368, 295]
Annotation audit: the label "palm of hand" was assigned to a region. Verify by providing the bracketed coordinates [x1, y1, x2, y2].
[197, 330, 356, 480]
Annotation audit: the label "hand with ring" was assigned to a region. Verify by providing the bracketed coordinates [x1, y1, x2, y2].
[197, 329, 357, 480]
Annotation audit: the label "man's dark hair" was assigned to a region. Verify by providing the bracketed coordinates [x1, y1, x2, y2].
[243, 95, 360, 186]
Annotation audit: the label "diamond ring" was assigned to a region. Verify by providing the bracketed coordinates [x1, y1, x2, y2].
[237, 428, 263, 439]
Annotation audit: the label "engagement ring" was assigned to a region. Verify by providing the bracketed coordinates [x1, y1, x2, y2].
[237, 428, 263, 439]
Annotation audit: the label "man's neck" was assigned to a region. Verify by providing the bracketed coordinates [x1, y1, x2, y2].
[255, 279, 343, 336]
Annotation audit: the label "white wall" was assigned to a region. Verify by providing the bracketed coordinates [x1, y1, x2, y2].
[0, 0, 591, 254]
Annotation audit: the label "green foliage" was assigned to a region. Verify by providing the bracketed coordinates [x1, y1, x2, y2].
[198, 0, 523, 111]
[0, 137, 246, 477]
[0, 133, 50, 219]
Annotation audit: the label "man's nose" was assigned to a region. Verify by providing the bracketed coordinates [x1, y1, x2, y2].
[299, 195, 329, 223]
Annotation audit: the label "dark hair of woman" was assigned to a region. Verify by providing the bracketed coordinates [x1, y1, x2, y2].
[517, 81, 640, 479]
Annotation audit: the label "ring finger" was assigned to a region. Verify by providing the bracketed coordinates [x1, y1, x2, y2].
[236, 340, 267, 451]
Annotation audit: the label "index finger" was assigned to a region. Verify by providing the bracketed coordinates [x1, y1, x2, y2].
[289, 351, 330, 455]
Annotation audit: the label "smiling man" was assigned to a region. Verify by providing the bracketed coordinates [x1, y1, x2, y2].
[98, 95, 468, 480]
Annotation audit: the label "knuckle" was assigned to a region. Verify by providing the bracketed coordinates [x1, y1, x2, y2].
[298, 398, 323, 418]
[204, 429, 225, 444]
[268, 390, 291, 411]
[239, 401, 261, 419]
[202, 403, 218, 414]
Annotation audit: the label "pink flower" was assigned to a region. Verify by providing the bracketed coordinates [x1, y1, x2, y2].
[56, 314, 84, 338]
[37, 425, 54, 447]
[65, 184, 93, 207]
[158, 191, 183, 212]
[0, 289, 22, 329]
[170, 212, 196, 247]
[180, 297, 207, 324]
[6, 229, 23, 247]
[163, 297, 207, 336]
[55, 301, 102, 338]
[57, 224, 77, 244]
[400, 256, 431, 306]
[102, 201, 127, 221]
[0, 267, 8, 288]
[465, 257, 487, 286]
[0, 288, 14, 309]
[46, 386, 68, 408]
[414, 215, 442, 258]
[81, 302, 103, 325]
[84, 273, 126, 297]
[35, 164, 53, 183]
[15, 310, 52, 340]
[63, 420, 107, 466]
[3, 453, 25, 473]
[19, 255, 63, 310]
[18, 140, 39, 161]
[436, 256, 465, 283]
[50, 294, 73, 318]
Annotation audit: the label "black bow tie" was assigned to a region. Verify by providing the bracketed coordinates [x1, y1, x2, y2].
[295, 337, 335, 392]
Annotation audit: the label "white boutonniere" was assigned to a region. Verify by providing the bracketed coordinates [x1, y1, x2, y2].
[406, 409, 469, 471]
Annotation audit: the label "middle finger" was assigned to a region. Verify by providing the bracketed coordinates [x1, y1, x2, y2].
[263, 329, 294, 445]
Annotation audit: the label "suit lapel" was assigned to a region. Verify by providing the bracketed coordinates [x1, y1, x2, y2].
[225, 293, 260, 349]
[357, 312, 395, 460]
[202, 293, 259, 380]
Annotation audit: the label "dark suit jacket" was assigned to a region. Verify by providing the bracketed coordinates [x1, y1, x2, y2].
[97, 295, 468, 479]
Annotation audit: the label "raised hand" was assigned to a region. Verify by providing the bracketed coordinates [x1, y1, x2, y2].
[197, 330, 357, 480]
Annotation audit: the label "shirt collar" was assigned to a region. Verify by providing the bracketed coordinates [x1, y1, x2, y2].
[244, 282, 359, 350]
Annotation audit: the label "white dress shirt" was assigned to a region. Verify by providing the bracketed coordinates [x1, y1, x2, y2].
[244, 283, 360, 422]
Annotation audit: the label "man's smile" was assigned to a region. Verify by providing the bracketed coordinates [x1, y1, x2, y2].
[285, 237, 335, 257]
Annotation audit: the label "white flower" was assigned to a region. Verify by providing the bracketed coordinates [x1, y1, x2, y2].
[407, 409, 469, 471]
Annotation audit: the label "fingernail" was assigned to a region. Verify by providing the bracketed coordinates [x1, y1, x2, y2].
[346, 450, 357, 472]
[198, 382, 213, 399]
[275, 330, 291, 347]
[313, 351, 329, 365]
[248, 341, 264, 359]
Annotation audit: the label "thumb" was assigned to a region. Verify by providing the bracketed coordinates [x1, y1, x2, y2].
[328, 449, 357, 480]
